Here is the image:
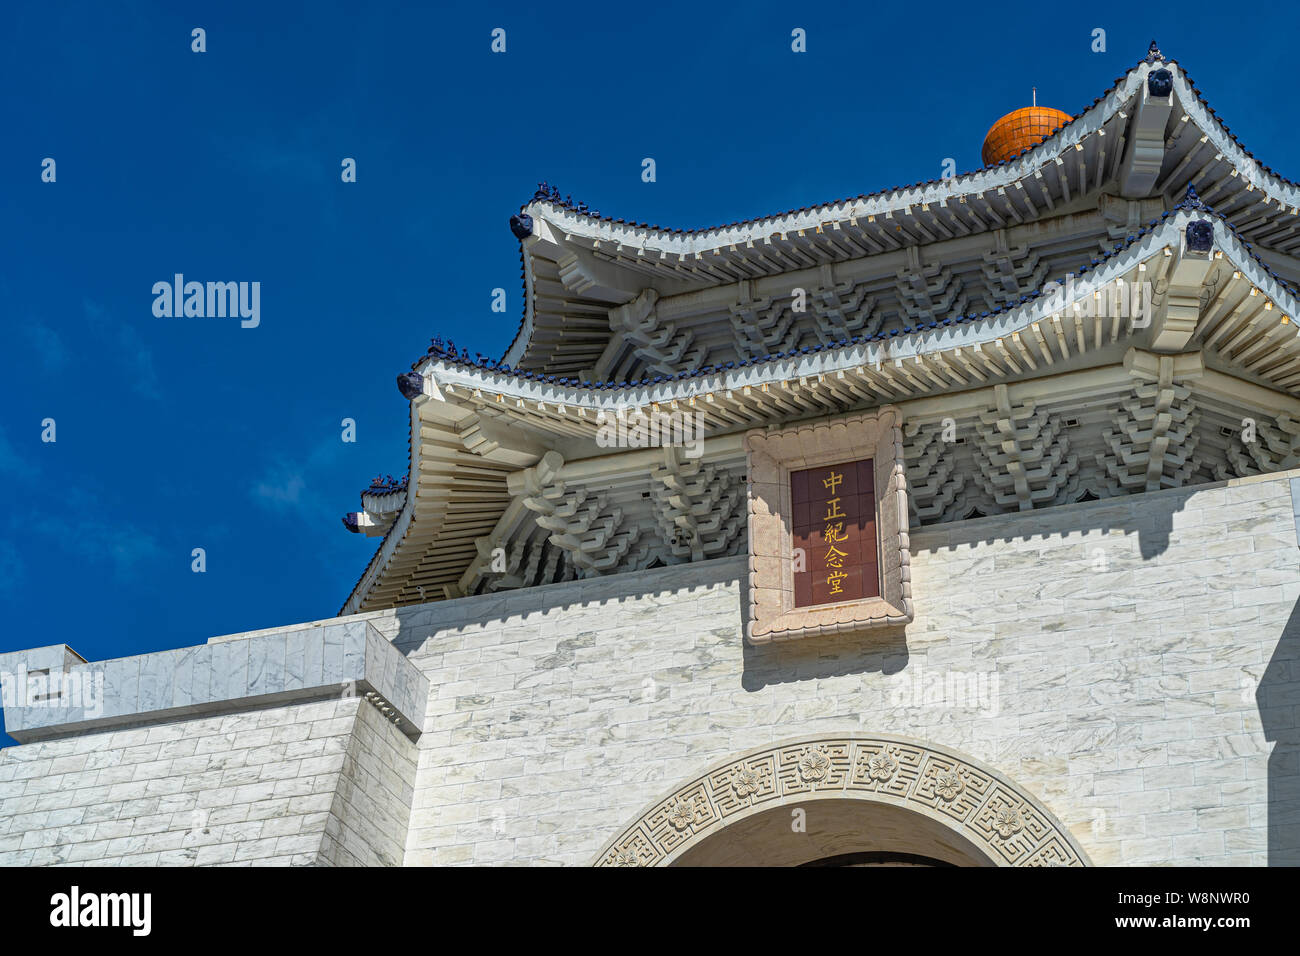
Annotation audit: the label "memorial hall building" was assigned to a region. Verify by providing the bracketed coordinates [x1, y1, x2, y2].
[2, 44, 1298, 866]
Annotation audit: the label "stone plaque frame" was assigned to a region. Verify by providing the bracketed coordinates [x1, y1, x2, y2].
[744, 408, 912, 643]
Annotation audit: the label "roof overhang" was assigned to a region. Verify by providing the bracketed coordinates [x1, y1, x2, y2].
[503, 53, 1300, 374]
[342, 206, 1300, 613]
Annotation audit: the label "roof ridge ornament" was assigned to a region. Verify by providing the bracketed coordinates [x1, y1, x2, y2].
[1184, 183, 1214, 251]
[365, 474, 409, 495]
[396, 372, 425, 401]
[1186, 218, 1214, 252]
[1146, 40, 1162, 63]
[509, 212, 534, 240]
[529, 180, 592, 214]
[1148, 66, 1173, 97]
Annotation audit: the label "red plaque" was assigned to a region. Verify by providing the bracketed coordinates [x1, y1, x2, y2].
[791, 459, 880, 608]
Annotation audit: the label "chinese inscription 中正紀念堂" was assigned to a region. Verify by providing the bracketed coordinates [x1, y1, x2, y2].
[790, 459, 881, 608]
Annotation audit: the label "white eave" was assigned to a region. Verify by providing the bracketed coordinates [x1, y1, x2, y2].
[433, 213, 1300, 420]
[503, 56, 1300, 373]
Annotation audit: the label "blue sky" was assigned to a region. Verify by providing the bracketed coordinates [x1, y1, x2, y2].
[1, 1, 1294, 744]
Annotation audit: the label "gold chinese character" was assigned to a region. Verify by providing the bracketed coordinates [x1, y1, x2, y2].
[827, 570, 847, 594]
[824, 545, 848, 568]
[822, 470, 844, 495]
[823, 497, 845, 521]
[823, 522, 847, 544]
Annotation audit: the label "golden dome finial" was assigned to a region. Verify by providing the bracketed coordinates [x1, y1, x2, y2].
[981, 97, 1071, 166]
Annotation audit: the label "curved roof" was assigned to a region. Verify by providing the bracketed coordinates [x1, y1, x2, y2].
[341, 196, 1300, 613]
[500, 46, 1300, 374]
[341, 43, 1300, 613]
[415, 190, 1297, 393]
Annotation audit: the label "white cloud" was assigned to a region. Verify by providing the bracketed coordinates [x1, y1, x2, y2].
[82, 298, 161, 400]
[253, 470, 308, 509]
[25, 320, 68, 372]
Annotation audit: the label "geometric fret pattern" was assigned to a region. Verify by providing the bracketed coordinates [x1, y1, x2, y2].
[593, 733, 1089, 867]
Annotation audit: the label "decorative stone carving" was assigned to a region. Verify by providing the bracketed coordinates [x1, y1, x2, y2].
[744, 409, 913, 643]
[666, 798, 697, 831]
[796, 747, 832, 783]
[896, 246, 969, 323]
[608, 288, 707, 375]
[731, 766, 761, 798]
[649, 449, 746, 562]
[1097, 350, 1203, 494]
[863, 748, 899, 784]
[593, 733, 1090, 867]
[932, 769, 966, 802]
[992, 807, 1025, 838]
[981, 229, 1050, 308]
[972, 384, 1079, 511]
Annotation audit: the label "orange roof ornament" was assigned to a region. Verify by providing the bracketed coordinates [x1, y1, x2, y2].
[980, 89, 1073, 166]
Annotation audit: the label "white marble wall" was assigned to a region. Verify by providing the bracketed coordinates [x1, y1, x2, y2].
[353, 471, 1300, 866]
[0, 698, 403, 865]
[317, 697, 417, 866]
[2, 470, 1297, 866]
[0, 622, 426, 744]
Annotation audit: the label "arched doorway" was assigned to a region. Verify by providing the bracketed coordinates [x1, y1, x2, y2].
[593, 733, 1089, 867]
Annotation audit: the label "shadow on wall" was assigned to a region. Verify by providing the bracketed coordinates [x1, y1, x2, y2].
[1260, 597, 1300, 866]
[914, 484, 1192, 561]
[384, 555, 753, 659]
[741, 628, 909, 692]
[736, 482, 1206, 690]
[736, 546, 908, 690]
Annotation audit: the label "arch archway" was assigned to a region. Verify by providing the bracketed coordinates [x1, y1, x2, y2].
[593, 733, 1090, 867]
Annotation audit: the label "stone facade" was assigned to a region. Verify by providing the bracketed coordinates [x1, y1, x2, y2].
[6, 468, 1294, 865]
[0, 698, 413, 866]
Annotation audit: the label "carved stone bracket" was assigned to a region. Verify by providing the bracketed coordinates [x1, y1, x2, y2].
[981, 229, 1050, 308]
[808, 264, 882, 343]
[1220, 413, 1300, 478]
[523, 480, 645, 576]
[972, 384, 1080, 511]
[896, 246, 968, 323]
[609, 288, 707, 375]
[728, 279, 800, 360]
[1097, 349, 1203, 494]
[649, 447, 745, 561]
